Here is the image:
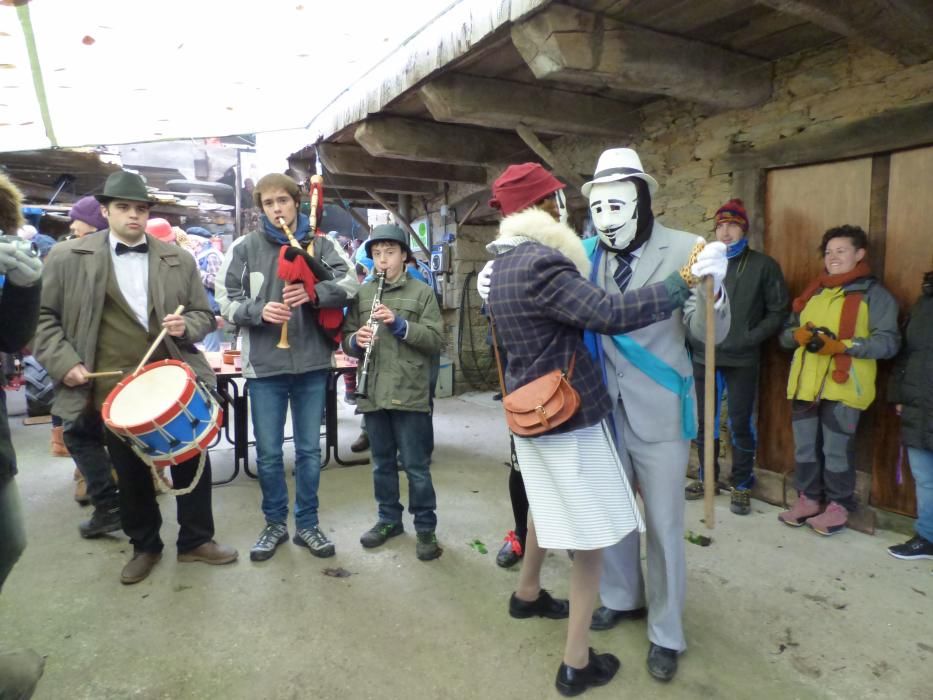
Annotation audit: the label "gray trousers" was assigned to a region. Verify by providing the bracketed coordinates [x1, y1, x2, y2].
[599, 403, 689, 652]
[791, 399, 861, 511]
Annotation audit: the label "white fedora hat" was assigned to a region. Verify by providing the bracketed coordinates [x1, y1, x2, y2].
[581, 148, 659, 198]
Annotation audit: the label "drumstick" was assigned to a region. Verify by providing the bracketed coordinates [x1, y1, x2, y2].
[84, 370, 125, 378]
[134, 304, 185, 375]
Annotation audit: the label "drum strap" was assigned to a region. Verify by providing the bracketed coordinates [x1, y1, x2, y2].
[139, 445, 207, 497]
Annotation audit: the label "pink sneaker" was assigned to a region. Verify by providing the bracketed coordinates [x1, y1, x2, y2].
[806, 502, 848, 536]
[778, 493, 820, 527]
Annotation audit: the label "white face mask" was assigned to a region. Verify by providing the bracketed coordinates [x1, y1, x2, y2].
[555, 189, 569, 226]
[588, 179, 638, 250]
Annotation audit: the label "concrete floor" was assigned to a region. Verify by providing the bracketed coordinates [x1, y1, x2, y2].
[1, 388, 930, 700]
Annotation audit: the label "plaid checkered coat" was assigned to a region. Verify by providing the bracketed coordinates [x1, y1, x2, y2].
[487, 208, 680, 435]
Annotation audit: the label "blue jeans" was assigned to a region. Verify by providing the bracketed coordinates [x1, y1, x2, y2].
[908, 446, 933, 542]
[248, 370, 327, 530]
[366, 410, 437, 532]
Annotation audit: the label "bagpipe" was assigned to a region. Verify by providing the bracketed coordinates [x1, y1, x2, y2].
[275, 174, 344, 347]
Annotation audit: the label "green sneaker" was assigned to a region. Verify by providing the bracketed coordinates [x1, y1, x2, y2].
[416, 531, 442, 561]
[360, 521, 404, 548]
[730, 488, 751, 515]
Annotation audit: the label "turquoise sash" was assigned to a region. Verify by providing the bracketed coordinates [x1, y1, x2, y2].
[582, 237, 696, 440]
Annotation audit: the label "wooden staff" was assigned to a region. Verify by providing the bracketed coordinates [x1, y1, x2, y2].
[703, 275, 716, 529]
[134, 305, 184, 375]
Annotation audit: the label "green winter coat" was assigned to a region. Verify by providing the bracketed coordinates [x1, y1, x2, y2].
[688, 246, 788, 367]
[341, 272, 442, 413]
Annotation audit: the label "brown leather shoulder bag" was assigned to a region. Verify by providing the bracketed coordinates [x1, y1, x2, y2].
[489, 312, 580, 437]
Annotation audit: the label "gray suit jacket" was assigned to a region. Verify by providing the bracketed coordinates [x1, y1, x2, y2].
[597, 222, 731, 443]
[34, 230, 216, 421]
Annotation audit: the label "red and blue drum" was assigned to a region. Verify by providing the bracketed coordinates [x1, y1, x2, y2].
[102, 360, 222, 468]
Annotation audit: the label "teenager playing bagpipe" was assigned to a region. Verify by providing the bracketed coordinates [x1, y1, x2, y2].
[274, 174, 344, 348]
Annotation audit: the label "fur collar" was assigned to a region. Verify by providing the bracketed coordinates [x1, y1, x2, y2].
[495, 208, 591, 277]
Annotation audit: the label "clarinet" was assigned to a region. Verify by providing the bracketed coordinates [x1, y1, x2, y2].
[354, 271, 387, 399]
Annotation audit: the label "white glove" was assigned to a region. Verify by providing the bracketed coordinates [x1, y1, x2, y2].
[477, 260, 494, 301]
[690, 240, 727, 296]
[0, 236, 42, 287]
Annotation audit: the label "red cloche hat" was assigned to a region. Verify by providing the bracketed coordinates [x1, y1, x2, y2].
[489, 163, 565, 216]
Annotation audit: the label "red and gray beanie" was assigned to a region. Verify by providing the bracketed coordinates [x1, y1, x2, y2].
[715, 198, 749, 232]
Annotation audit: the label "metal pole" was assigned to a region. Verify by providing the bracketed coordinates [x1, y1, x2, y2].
[234, 149, 243, 238]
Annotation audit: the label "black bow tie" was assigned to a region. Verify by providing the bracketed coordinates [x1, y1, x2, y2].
[115, 242, 148, 256]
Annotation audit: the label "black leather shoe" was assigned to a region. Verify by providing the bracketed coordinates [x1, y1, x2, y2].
[555, 648, 621, 697]
[509, 589, 569, 619]
[79, 503, 121, 539]
[589, 605, 648, 630]
[646, 642, 678, 682]
[495, 531, 523, 568]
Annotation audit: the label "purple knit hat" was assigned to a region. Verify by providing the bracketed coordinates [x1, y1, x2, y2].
[69, 195, 108, 231]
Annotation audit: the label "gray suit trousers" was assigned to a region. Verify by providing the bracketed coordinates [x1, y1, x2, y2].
[599, 402, 689, 652]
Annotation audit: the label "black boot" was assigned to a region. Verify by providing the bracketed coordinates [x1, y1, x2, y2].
[79, 502, 122, 538]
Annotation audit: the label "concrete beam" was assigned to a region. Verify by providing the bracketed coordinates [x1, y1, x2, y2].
[317, 143, 487, 184]
[758, 0, 933, 66]
[321, 187, 392, 206]
[324, 172, 439, 195]
[419, 73, 640, 137]
[355, 117, 528, 166]
[712, 102, 933, 174]
[515, 125, 587, 193]
[510, 4, 771, 109]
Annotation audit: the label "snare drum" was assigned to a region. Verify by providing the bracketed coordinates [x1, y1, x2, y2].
[102, 359, 222, 469]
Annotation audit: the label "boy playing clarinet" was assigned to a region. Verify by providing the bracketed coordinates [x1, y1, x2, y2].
[342, 224, 444, 560]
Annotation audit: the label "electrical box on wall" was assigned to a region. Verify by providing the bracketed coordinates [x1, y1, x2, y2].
[430, 243, 449, 273]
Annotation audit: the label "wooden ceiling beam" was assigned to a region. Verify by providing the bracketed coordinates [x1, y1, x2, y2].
[419, 73, 640, 137]
[758, 0, 933, 65]
[510, 4, 772, 109]
[317, 143, 487, 184]
[355, 116, 528, 166]
[324, 172, 439, 196]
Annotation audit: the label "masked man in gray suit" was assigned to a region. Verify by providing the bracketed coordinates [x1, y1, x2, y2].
[580, 148, 730, 682]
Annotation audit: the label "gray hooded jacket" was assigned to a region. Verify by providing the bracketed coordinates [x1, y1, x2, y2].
[216, 229, 358, 379]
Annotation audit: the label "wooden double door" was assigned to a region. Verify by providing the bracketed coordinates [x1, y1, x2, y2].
[759, 145, 933, 517]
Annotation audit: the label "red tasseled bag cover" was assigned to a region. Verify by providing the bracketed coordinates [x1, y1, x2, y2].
[277, 245, 343, 343]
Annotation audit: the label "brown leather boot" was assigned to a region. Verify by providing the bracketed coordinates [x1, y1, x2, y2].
[50, 426, 69, 457]
[177, 540, 238, 565]
[121, 552, 162, 585]
[73, 468, 90, 506]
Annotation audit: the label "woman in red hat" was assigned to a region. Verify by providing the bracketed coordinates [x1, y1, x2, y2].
[483, 163, 700, 696]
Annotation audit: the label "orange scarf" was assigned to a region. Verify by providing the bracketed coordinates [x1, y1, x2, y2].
[792, 260, 871, 384]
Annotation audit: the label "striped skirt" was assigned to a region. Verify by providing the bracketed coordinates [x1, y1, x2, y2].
[512, 420, 644, 550]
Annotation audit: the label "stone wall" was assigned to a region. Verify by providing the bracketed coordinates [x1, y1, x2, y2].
[414, 39, 933, 394]
[439, 223, 499, 391]
[554, 40, 933, 236]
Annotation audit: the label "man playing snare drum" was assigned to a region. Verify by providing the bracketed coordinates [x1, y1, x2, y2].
[35, 170, 238, 585]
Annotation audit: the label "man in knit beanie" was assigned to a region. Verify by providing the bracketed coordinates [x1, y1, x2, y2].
[685, 198, 789, 514]
[68, 196, 108, 238]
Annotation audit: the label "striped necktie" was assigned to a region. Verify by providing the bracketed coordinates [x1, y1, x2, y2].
[612, 253, 634, 293]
